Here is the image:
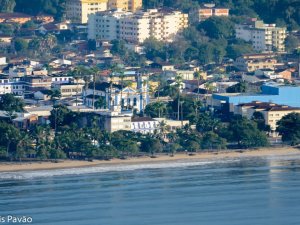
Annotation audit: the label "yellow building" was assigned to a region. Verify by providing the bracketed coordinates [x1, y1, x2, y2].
[108, 0, 142, 12]
[66, 0, 108, 23]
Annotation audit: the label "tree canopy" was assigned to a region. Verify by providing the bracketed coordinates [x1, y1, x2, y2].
[277, 113, 300, 146]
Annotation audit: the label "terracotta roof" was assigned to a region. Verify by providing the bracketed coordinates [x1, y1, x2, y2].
[0, 13, 32, 19]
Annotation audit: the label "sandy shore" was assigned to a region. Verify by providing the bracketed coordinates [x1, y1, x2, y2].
[0, 147, 299, 172]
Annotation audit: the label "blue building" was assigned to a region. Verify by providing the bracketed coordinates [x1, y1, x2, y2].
[212, 82, 300, 112]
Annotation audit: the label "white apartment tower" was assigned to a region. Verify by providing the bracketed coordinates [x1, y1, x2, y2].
[88, 9, 189, 43]
[235, 19, 286, 52]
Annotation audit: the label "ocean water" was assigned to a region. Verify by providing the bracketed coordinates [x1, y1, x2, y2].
[1, 155, 300, 225]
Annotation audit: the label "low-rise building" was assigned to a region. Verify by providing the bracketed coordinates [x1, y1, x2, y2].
[234, 53, 278, 72]
[212, 82, 300, 113]
[20, 76, 52, 93]
[131, 117, 159, 134]
[53, 83, 84, 98]
[235, 101, 300, 136]
[190, 3, 229, 23]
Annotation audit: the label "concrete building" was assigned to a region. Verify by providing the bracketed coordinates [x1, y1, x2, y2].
[20, 76, 52, 94]
[235, 101, 300, 135]
[235, 19, 286, 52]
[53, 83, 84, 98]
[66, 0, 108, 23]
[88, 9, 188, 43]
[108, 0, 142, 12]
[234, 53, 278, 72]
[190, 3, 229, 23]
[0, 75, 25, 96]
[131, 117, 160, 134]
[212, 82, 300, 113]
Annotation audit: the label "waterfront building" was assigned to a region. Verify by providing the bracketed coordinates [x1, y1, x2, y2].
[235, 101, 300, 136]
[131, 117, 160, 134]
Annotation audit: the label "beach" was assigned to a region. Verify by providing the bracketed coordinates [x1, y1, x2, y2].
[0, 147, 299, 172]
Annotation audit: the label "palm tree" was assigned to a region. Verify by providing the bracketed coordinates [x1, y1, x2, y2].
[49, 89, 61, 106]
[16, 133, 33, 161]
[156, 101, 166, 118]
[175, 75, 183, 120]
[194, 71, 202, 100]
[90, 66, 100, 109]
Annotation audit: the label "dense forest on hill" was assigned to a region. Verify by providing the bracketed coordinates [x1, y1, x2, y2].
[0, 0, 66, 20]
[0, 0, 298, 30]
[143, 0, 300, 30]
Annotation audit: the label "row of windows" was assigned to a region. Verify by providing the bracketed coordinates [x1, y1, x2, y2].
[62, 88, 82, 92]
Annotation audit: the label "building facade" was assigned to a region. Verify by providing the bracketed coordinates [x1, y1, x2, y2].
[235, 19, 286, 52]
[131, 117, 160, 134]
[235, 101, 300, 136]
[234, 53, 278, 72]
[66, 0, 108, 23]
[190, 4, 229, 23]
[108, 0, 142, 12]
[213, 83, 300, 113]
[88, 9, 188, 43]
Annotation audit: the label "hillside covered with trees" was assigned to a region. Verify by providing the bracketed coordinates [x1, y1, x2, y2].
[143, 0, 300, 30]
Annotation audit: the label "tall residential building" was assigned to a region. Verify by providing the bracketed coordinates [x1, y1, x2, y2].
[88, 9, 188, 43]
[235, 19, 286, 52]
[190, 3, 229, 23]
[108, 0, 142, 12]
[66, 0, 108, 24]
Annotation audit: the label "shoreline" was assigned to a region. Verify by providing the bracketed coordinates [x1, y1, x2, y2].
[0, 147, 299, 172]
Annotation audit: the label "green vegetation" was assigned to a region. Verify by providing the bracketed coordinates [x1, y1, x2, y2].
[0, 0, 16, 13]
[277, 113, 300, 146]
[0, 94, 24, 113]
[15, 0, 66, 21]
[226, 82, 248, 93]
[144, 0, 300, 30]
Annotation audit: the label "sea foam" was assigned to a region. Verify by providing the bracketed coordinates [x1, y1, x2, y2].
[0, 159, 240, 180]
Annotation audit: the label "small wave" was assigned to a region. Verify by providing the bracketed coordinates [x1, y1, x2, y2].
[0, 158, 240, 180]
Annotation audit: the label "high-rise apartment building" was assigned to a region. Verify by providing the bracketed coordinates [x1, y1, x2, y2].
[66, 0, 108, 23]
[88, 9, 188, 43]
[235, 19, 286, 52]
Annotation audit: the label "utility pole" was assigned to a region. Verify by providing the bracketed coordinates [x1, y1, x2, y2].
[180, 101, 184, 127]
[92, 72, 96, 110]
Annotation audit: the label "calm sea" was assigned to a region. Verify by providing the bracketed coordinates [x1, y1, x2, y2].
[1, 155, 300, 225]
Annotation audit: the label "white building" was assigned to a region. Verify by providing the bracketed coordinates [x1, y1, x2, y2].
[0, 76, 25, 96]
[88, 9, 188, 43]
[235, 19, 286, 52]
[0, 57, 7, 66]
[131, 117, 160, 134]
